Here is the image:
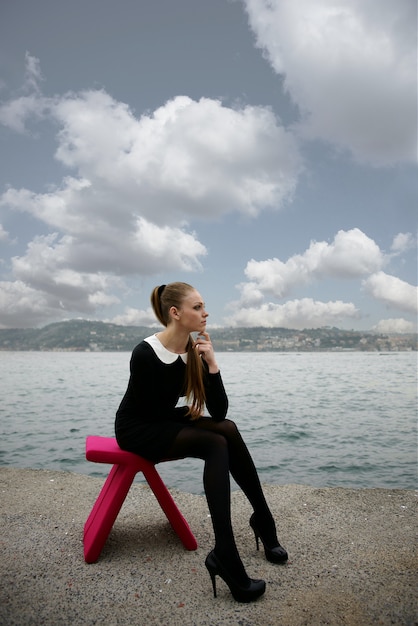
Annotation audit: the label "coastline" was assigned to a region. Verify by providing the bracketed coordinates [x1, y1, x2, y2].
[1, 467, 416, 626]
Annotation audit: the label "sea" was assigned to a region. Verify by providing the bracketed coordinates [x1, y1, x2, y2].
[1, 350, 416, 494]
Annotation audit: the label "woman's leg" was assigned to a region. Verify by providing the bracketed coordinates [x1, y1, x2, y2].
[164, 426, 249, 584]
[193, 419, 279, 546]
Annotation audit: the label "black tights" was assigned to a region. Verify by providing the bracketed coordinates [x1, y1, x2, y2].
[165, 418, 276, 574]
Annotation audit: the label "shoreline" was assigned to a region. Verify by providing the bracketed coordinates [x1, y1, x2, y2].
[1, 467, 417, 625]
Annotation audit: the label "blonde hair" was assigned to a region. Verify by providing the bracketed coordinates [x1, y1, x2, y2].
[150, 282, 206, 420]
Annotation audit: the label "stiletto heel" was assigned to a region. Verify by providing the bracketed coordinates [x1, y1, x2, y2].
[254, 532, 260, 551]
[205, 550, 266, 603]
[207, 561, 218, 597]
[250, 513, 288, 564]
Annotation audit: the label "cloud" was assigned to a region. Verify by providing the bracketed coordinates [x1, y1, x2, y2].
[391, 232, 415, 254]
[0, 53, 46, 133]
[1, 182, 208, 274]
[0, 48, 415, 332]
[372, 318, 415, 334]
[109, 306, 159, 327]
[0, 280, 61, 329]
[0, 55, 302, 327]
[1, 84, 302, 224]
[0, 94, 47, 133]
[243, 0, 416, 165]
[9, 232, 121, 306]
[0, 224, 9, 242]
[1, 221, 205, 325]
[224, 297, 360, 329]
[23, 51, 44, 94]
[363, 271, 418, 314]
[238, 228, 385, 302]
[226, 228, 416, 328]
[55, 91, 301, 220]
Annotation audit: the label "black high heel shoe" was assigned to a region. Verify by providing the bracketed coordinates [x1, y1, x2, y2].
[205, 550, 266, 603]
[250, 513, 288, 564]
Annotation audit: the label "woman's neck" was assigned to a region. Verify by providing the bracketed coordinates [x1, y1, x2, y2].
[156, 328, 189, 354]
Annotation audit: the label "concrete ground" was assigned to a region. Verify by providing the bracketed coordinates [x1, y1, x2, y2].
[1, 468, 417, 625]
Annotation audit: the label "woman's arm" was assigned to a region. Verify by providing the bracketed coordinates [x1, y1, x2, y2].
[204, 369, 229, 421]
[195, 332, 228, 420]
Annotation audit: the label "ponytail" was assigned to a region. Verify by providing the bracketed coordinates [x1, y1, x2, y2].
[185, 335, 206, 419]
[150, 284, 166, 326]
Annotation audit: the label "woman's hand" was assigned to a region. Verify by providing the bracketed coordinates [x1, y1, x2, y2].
[194, 331, 219, 373]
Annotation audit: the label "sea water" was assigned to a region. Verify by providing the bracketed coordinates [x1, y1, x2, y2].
[0, 350, 416, 494]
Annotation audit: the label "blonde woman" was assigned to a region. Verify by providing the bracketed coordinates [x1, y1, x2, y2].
[115, 282, 288, 602]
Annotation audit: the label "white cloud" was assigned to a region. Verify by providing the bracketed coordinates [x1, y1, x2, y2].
[363, 271, 418, 313]
[1, 188, 207, 277]
[131, 218, 207, 273]
[0, 47, 415, 332]
[109, 306, 160, 327]
[238, 228, 384, 302]
[0, 224, 9, 242]
[224, 297, 360, 329]
[391, 232, 415, 254]
[0, 94, 47, 133]
[227, 228, 416, 328]
[0, 53, 46, 132]
[0, 280, 60, 329]
[1, 84, 302, 224]
[23, 52, 44, 93]
[0, 270, 121, 328]
[372, 318, 415, 334]
[4, 234, 120, 325]
[243, 0, 416, 165]
[53, 91, 301, 221]
[0, 55, 303, 327]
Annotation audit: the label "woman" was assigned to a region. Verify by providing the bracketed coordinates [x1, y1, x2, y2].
[115, 282, 288, 603]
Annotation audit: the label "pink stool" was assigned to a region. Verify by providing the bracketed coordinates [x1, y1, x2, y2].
[83, 435, 198, 563]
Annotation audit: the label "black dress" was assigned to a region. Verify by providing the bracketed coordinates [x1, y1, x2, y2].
[115, 334, 228, 462]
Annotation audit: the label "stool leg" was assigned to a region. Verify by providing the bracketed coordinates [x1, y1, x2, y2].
[141, 464, 198, 551]
[84, 464, 136, 563]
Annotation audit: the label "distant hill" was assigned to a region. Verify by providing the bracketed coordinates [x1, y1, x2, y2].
[0, 320, 416, 352]
[0, 320, 152, 352]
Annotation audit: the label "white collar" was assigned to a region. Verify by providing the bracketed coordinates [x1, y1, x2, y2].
[144, 334, 188, 364]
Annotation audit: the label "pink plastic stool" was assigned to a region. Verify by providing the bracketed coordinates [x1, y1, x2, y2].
[83, 435, 198, 563]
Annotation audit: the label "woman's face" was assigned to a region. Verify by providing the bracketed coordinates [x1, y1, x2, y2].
[175, 289, 208, 333]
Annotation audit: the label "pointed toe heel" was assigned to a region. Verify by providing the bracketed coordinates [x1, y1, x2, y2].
[250, 513, 288, 564]
[205, 550, 266, 603]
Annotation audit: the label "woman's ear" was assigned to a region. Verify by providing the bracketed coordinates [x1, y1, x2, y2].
[169, 306, 180, 320]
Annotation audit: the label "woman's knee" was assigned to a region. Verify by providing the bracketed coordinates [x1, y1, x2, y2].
[217, 418, 239, 437]
[195, 417, 240, 441]
[210, 420, 242, 446]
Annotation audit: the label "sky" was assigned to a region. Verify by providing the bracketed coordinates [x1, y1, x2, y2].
[0, 0, 416, 332]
